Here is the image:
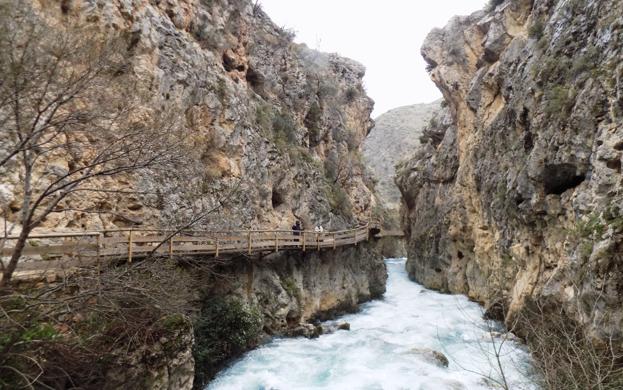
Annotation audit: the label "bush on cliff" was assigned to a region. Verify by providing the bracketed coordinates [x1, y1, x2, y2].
[0, 261, 195, 389]
[194, 296, 263, 386]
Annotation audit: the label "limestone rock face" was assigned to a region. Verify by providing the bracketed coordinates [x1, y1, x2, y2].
[396, 0, 623, 340]
[363, 102, 441, 211]
[1, 0, 377, 233]
[209, 242, 387, 336]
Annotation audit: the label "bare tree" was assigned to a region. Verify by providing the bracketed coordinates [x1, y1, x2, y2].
[252, 0, 263, 16]
[516, 296, 623, 390]
[450, 272, 623, 390]
[325, 147, 356, 186]
[0, 3, 183, 286]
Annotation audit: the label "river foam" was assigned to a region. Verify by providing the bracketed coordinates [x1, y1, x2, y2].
[208, 258, 537, 389]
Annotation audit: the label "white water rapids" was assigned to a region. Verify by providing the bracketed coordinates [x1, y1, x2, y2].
[208, 259, 538, 390]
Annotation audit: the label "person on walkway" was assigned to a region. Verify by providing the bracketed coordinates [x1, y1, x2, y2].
[292, 221, 301, 236]
[315, 224, 325, 245]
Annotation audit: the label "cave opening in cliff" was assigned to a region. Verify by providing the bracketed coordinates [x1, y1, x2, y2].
[246, 67, 262, 89]
[272, 190, 285, 209]
[542, 163, 586, 195]
[607, 158, 622, 173]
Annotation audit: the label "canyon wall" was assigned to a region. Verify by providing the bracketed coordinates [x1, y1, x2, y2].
[0, 1, 387, 388]
[396, 0, 623, 342]
[0, 0, 379, 233]
[108, 243, 386, 389]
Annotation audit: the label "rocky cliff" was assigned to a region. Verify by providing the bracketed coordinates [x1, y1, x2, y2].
[397, 0, 623, 345]
[108, 244, 386, 389]
[0, 1, 387, 389]
[363, 101, 441, 211]
[0, 0, 378, 233]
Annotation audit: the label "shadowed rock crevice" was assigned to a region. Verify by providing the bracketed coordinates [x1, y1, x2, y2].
[542, 163, 585, 195]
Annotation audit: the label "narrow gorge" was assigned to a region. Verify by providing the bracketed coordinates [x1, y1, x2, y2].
[1, 0, 622, 389]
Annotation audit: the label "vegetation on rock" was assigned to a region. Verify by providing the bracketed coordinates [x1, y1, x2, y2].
[193, 296, 263, 387]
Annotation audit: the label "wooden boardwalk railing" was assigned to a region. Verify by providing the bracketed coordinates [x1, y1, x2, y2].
[1, 224, 379, 276]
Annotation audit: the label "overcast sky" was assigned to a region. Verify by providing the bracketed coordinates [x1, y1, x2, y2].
[259, 0, 487, 117]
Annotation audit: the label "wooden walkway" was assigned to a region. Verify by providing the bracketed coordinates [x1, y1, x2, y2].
[1, 224, 395, 280]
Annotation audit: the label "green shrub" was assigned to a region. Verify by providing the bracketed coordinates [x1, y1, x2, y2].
[575, 213, 606, 239]
[578, 241, 594, 262]
[544, 85, 576, 118]
[272, 111, 298, 148]
[213, 78, 228, 102]
[528, 20, 544, 39]
[281, 277, 301, 301]
[304, 101, 322, 147]
[193, 296, 263, 386]
[536, 56, 572, 83]
[288, 146, 317, 167]
[344, 86, 358, 103]
[160, 313, 189, 332]
[325, 181, 353, 218]
[571, 46, 599, 77]
[0, 297, 60, 389]
[255, 103, 273, 136]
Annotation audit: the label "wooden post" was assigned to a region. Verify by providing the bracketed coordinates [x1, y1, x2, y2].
[248, 231, 252, 255]
[96, 233, 103, 294]
[96, 233, 101, 273]
[333, 233, 336, 250]
[302, 231, 306, 252]
[96, 234, 101, 262]
[127, 230, 133, 263]
[215, 238, 219, 257]
[355, 230, 358, 246]
[316, 233, 320, 251]
[168, 237, 173, 259]
[274, 232, 278, 253]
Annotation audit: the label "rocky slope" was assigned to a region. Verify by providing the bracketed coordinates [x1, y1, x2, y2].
[363, 102, 441, 211]
[397, 0, 623, 344]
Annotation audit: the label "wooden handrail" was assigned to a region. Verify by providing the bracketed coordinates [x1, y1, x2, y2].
[1, 224, 380, 277]
[2, 224, 371, 239]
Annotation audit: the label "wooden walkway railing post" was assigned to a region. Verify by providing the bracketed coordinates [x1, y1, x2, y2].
[96, 233, 102, 275]
[215, 238, 220, 257]
[127, 230, 133, 264]
[168, 237, 173, 259]
[302, 231, 306, 252]
[274, 232, 278, 252]
[316, 233, 320, 251]
[247, 231, 252, 255]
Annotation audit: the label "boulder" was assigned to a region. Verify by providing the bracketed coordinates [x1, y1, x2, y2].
[408, 347, 450, 368]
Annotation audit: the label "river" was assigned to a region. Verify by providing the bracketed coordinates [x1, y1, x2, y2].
[208, 258, 538, 389]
